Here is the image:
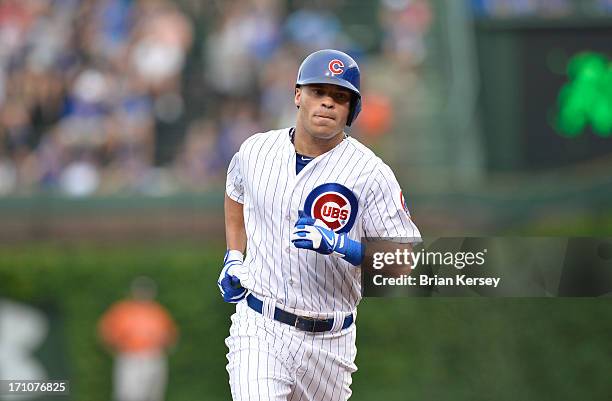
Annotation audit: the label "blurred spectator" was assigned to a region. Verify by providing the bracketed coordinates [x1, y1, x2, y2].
[205, 0, 282, 98]
[217, 100, 261, 163]
[174, 118, 223, 190]
[379, 0, 433, 67]
[129, 0, 192, 94]
[356, 92, 393, 139]
[284, 5, 342, 52]
[258, 46, 301, 128]
[98, 276, 178, 401]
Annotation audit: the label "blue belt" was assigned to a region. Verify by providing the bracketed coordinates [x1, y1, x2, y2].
[246, 294, 354, 333]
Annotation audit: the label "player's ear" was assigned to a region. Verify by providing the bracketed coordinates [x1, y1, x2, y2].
[294, 87, 301, 108]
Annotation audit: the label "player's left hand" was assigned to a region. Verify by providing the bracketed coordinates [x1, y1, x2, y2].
[291, 211, 364, 266]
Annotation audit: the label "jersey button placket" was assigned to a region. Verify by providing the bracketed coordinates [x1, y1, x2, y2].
[285, 185, 302, 307]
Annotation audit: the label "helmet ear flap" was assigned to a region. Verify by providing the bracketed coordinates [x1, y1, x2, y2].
[346, 95, 361, 126]
[346, 98, 355, 126]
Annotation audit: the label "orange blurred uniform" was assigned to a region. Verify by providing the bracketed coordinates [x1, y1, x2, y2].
[98, 300, 177, 353]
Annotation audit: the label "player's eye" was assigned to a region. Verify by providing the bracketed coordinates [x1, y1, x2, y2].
[333, 93, 350, 104]
[312, 88, 325, 96]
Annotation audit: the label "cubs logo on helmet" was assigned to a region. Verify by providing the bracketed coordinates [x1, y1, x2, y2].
[303, 183, 358, 233]
[328, 59, 344, 75]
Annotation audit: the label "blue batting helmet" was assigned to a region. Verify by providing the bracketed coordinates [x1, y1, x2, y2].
[296, 49, 362, 126]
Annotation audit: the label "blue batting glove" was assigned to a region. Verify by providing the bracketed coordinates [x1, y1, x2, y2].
[218, 250, 253, 303]
[291, 211, 364, 266]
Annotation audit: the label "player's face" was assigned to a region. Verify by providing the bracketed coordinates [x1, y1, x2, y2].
[294, 84, 352, 140]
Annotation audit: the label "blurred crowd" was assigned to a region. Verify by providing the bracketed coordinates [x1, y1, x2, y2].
[0, 0, 192, 195]
[0, 0, 434, 196]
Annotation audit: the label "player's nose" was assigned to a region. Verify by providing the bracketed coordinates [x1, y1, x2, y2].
[321, 96, 335, 108]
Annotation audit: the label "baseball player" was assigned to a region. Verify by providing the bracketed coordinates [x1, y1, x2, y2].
[218, 49, 421, 401]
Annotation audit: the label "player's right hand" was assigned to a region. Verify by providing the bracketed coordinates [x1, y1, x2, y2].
[291, 210, 364, 266]
[218, 250, 253, 303]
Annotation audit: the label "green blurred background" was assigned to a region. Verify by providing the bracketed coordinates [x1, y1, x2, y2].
[1, 0, 611, 400]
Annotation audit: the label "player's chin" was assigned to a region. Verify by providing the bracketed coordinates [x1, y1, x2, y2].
[310, 128, 341, 140]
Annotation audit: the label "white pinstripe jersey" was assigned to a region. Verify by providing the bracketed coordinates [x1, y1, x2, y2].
[226, 128, 421, 315]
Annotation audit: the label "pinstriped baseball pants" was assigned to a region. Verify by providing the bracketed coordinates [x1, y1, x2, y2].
[225, 300, 358, 401]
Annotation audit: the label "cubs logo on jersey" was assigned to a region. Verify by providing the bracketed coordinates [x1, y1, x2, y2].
[303, 183, 358, 234]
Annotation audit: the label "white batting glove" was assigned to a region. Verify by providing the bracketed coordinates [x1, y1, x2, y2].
[217, 250, 254, 303]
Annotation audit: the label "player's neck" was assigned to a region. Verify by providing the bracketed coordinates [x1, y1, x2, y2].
[293, 127, 345, 157]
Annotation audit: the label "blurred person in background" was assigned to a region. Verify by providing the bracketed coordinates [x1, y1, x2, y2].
[174, 117, 224, 190]
[98, 276, 178, 401]
[258, 46, 301, 128]
[205, 0, 282, 99]
[216, 100, 262, 164]
[284, 0, 344, 53]
[128, 0, 192, 95]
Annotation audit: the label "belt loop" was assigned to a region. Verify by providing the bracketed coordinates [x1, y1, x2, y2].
[262, 297, 275, 320]
[330, 311, 345, 332]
